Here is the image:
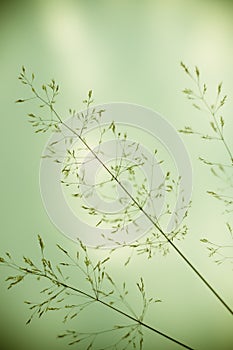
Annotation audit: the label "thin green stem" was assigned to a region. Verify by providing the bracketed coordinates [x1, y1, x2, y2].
[186, 68, 233, 165]
[47, 273, 194, 349]
[2, 261, 193, 349]
[26, 79, 233, 316]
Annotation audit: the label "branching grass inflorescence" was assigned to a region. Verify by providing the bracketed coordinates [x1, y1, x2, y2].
[15, 66, 233, 313]
[1, 65, 233, 350]
[0, 235, 194, 349]
[181, 62, 233, 267]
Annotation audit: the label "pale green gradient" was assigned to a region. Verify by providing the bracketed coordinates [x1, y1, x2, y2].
[0, 0, 233, 349]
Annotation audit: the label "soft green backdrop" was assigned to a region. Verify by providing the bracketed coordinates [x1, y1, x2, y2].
[0, 0, 232, 349]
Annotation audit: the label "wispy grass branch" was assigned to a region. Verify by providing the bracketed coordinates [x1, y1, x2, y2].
[0, 236, 193, 349]
[15, 66, 233, 315]
[181, 62, 233, 268]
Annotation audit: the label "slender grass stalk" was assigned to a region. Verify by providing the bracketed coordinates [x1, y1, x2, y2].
[16, 67, 233, 316]
[180, 62, 233, 268]
[0, 236, 193, 349]
[180, 61, 233, 165]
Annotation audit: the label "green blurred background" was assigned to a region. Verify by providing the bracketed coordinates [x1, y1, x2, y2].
[0, 0, 233, 349]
